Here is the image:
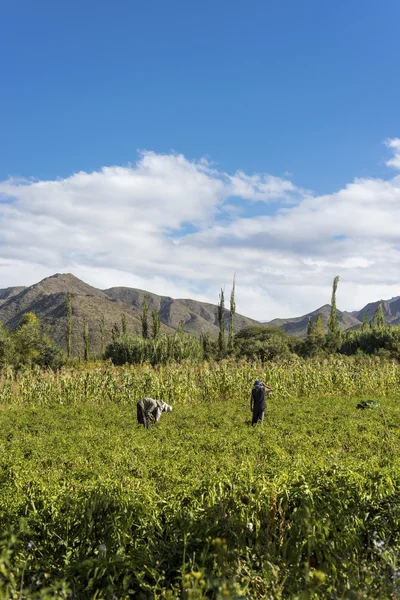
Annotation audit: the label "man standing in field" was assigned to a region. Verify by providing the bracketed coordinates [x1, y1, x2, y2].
[250, 380, 273, 426]
[137, 397, 172, 429]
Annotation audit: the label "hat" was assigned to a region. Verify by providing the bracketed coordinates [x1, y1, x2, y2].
[254, 379, 262, 387]
[164, 403, 172, 413]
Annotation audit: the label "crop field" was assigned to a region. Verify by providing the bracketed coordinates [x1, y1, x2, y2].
[1, 358, 400, 599]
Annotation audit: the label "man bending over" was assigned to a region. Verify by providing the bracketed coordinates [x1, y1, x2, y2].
[137, 397, 172, 429]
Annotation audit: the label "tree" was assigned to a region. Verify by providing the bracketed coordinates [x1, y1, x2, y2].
[141, 295, 149, 339]
[0, 323, 13, 366]
[99, 316, 105, 356]
[362, 311, 369, 331]
[217, 288, 226, 355]
[83, 317, 89, 361]
[371, 300, 386, 329]
[111, 323, 120, 342]
[301, 314, 325, 357]
[14, 313, 64, 369]
[152, 308, 160, 339]
[228, 275, 236, 352]
[18, 312, 39, 328]
[307, 317, 314, 337]
[66, 292, 73, 359]
[328, 275, 340, 336]
[234, 325, 295, 361]
[121, 313, 127, 336]
[314, 314, 325, 339]
[200, 332, 213, 360]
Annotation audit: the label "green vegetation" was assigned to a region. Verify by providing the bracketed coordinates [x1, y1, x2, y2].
[217, 289, 226, 356]
[0, 313, 64, 370]
[105, 331, 204, 366]
[0, 359, 400, 598]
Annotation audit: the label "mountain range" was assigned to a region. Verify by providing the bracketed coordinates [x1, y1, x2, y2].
[0, 273, 398, 354]
[0, 274, 257, 355]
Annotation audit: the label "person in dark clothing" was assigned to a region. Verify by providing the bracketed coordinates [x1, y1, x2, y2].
[250, 380, 273, 426]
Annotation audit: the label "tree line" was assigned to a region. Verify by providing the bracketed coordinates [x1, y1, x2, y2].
[1, 276, 400, 369]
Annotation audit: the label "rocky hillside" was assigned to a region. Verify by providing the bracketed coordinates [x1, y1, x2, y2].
[353, 298, 400, 325]
[264, 304, 362, 337]
[0, 273, 257, 355]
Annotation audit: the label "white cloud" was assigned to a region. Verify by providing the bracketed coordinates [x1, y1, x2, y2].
[1, 143, 400, 320]
[385, 138, 400, 169]
[228, 171, 306, 202]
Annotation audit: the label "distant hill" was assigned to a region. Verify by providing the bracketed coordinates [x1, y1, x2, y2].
[104, 287, 257, 336]
[0, 286, 26, 303]
[1, 273, 400, 352]
[0, 274, 257, 355]
[264, 304, 362, 338]
[353, 298, 400, 325]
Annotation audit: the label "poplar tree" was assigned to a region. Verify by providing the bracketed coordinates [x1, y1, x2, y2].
[217, 288, 226, 355]
[314, 314, 325, 338]
[83, 317, 89, 361]
[121, 313, 127, 336]
[200, 332, 212, 360]
[371, 300, 386, 329]
[141, 295, 149, 339]
[228, 275, 236, 352]
[111, 323, 120, 342]
[328, 275, 340, 336]
[307, 317, 314, 338]
[66, 292, 73, 359]
[152, 308, 160, 339]
[99, 316, 105, 356]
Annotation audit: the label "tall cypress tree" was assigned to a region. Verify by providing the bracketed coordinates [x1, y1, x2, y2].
[228, 275, 236, 352]
[328, 275, 340, 336]
[152, 308, 160, 339]
[217, 288, 226, 355]
[66, 292, 73, 359]
[141, 295, 149, 339]
[362, 311, 369, 331]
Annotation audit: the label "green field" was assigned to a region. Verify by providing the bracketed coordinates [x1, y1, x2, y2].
[1, 359, 400, 599]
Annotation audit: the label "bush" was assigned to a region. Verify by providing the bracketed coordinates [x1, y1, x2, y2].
[105, 332, 204, 365]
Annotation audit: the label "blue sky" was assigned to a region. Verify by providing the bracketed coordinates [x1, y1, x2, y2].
[1, 0, 400, 319]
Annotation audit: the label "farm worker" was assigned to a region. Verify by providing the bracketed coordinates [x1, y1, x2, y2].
[250, 380, 273, 426]
[137, 397, 172, 429]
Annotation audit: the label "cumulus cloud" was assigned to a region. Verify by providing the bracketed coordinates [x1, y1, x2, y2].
[385, 138, 400, 170]
[1, 143, 400, 320]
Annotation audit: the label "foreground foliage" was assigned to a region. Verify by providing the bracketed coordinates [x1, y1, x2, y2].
[1, 359, 400, 598]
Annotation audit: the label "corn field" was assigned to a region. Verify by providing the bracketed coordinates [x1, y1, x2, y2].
[1, 356, 400, 598]
[1, 355, 399, 407]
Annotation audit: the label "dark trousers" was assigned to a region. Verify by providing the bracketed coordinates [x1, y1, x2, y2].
[252, 408, 265, 426]
[137, 403, 148, 429]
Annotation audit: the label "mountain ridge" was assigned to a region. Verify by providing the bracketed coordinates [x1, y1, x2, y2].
[0, 273, 399, 350]
[0, 274, 257, 354]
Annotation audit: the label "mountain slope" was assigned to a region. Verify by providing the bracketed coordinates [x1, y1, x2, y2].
[354, 298, 400, 325]
[104, 287, 258, 335]
[0, 274, 257, 355]
[0, 274, 153, 355]
[264, 304, 362, 338]
[0, 286, 26, 304]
